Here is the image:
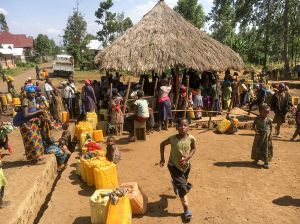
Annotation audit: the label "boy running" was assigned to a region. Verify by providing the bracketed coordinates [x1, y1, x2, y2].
[159, 118, 196, 220]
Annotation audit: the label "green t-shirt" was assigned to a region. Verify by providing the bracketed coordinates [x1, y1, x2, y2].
[168, 134, 196, 171]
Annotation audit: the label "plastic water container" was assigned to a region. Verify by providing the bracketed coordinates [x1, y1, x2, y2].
[188, 107, 195, 119]
[120, 182, 148, 215]
[0, 95, 8, 106]
[292, 96, 299, 106]
[76, 160, 81, 176]
[94, 161, 118, 190]
[93, 130, 104, 143]
[106, 196, 132, 224]
[85, 158, 105, 187]
[62, 111, 69, 123]
[87, 117, 97, 130]
[6, 93, 12, 104]
[80, 158, 87, 182]
[75, 122, 94, 139]
[217, 119, 231, 133]
[90, 189, 113, 224]
[80, 132, 89, 149]
[87, 112, 98, 129]
[82, 147, 87, 155]
[12, 97, 21, 106]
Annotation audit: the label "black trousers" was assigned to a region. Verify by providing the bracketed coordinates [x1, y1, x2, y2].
[168, 163, 191, 198]
[292, 125, 300, 139]
[0, 186, 4, 199]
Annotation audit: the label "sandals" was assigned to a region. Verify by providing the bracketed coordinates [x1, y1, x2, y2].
[263, 164, 270, 169]
[184, 210, 192, 220]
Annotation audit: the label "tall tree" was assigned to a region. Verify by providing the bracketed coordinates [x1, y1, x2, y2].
[34, 34, 61, 59]
[209, 0, 236, 47]
[0, 13, 9, 32]
[63, 11, 87, 67]
[174, 0, 206, 29]
[34, 34, 52, 57]
[95, 0, 133, 47]
[283, 0, 290, 76]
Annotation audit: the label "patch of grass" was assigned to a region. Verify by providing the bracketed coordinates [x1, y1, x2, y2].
[3, 66, 33, 77]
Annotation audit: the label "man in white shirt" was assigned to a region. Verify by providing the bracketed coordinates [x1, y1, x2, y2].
[61, 81, 75, 115]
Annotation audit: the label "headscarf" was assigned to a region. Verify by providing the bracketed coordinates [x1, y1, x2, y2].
[25, 85, 36, 93]
[85, 80, 91, 86]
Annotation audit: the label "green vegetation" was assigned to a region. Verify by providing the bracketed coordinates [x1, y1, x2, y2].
[0, 13, 9, 32]
[208, 0, 300, 74]
[174, 0, 206, 29]
[34, 34, 61, 60]
[95, 0, 133, 47]
[63, 10, 89, 69]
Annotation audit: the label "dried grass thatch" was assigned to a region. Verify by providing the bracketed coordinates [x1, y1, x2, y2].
[95, 0, 245, 73]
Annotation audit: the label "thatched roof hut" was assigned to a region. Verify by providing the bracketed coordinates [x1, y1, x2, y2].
[95, 0, 244, 73]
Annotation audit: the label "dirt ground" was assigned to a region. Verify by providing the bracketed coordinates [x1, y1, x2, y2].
[36, 127, 300, 224]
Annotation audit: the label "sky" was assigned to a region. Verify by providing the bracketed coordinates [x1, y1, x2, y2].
[0, 0, 213, 45]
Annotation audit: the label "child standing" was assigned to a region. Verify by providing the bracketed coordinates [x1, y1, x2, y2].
[106, 137, 121, 164]
[110, 90, 124, 136]
[251, 104, 273, 169]
[192, 88, 203, 119]
[159, 118, 196, 220]
[291, 103, 300, 142]
[0, 121, 14, 159]
[0, 159, 9, 208]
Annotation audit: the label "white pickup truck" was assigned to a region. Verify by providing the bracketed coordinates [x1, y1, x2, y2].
[53, 54, 74, 77]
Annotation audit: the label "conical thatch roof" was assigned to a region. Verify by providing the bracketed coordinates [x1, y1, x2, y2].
[95, 0, 244, 73]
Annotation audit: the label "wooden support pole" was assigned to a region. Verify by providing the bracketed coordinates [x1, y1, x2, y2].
[173, 66, 181, 123]
[123, 78, 131, 114]
[183, 76, 190, 118]
[106, 82, 113, 121]
[140, 78, 145, 91]
[152, 78, 158, 111]
[208, 113, 213, 129]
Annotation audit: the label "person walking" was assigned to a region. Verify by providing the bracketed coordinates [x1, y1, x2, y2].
[81, 80, 97, 113]
[35, 65, 41, 80]
[270, 83, 292, 137]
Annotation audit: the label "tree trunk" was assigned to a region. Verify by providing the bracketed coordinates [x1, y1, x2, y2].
[263, 0, 271, 68]
[283, 0, 291, 79]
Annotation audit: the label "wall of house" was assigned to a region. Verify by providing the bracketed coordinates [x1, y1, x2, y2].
[0, 55, 16, 69]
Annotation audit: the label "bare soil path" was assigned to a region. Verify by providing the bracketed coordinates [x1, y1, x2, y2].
[0, 62, 53, 92]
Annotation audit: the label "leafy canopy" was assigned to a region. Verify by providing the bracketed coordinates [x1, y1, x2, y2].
[0, 13, 9, 32]
[95, 0, 133, 47]
[63, 11, 87, 67]
[174, 0, 206, 29]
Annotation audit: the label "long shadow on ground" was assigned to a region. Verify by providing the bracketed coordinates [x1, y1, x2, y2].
[273, 196, 300, 207]
[238, 133, 255, 137]
[68, 169, 94, 197]
[3, 160, 30, 169]
[214, 161, 262, 169]
[135, 194, 181, 218]
[72, 216, 90, 224]
[135, 194, 190, 223]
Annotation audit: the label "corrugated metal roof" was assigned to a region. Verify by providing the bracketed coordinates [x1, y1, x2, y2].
[0, 32, 33, 48]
